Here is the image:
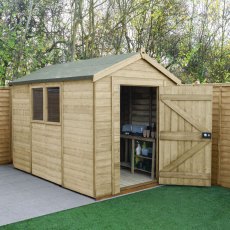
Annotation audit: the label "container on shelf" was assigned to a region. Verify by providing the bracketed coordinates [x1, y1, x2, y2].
[142, 148, 148, 156]
[136, 142, 141, 156]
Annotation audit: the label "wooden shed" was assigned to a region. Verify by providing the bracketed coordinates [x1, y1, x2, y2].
[11, 51, 213, 199]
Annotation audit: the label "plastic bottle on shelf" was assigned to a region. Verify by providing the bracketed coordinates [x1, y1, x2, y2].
[136, 142, 141, 156]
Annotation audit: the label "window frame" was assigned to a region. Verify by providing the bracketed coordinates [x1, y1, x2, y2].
[47, 87, 60, 123]
[31, 84, 62, 126]
[32, 87, 44, 121]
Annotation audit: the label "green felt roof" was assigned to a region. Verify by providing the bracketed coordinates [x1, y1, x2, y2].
[12, 53, 137, 85]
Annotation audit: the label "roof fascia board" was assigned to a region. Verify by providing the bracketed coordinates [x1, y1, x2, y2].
[11, 75, 93, 85]
[141, 53, 181, 85]
[93, 53, 141, 82]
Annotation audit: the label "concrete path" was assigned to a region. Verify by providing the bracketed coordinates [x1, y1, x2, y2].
[0, 165, 95, 226]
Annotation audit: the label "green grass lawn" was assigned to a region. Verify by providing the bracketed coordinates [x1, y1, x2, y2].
[1, 186, 230, 230]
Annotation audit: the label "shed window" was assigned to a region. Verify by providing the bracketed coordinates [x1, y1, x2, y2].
[47, 87, 60, 122]
[33, 88, 43, 120]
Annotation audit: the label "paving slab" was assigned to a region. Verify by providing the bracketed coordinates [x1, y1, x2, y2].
[0, 165, 95, 226]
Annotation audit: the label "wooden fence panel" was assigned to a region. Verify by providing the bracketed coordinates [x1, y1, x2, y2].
[211, 85, 230, 188]
[0, 87, 11, 164]
[218, 86, 230, 188]
[211, 86, 221, 185]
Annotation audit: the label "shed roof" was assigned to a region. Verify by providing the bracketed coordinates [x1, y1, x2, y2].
[12, 52, 181, 85]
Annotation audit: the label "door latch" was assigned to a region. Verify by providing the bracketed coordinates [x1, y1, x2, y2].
[202, 132, 212, 139]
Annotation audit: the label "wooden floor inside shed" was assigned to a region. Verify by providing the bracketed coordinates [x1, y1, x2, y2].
[120, 168, 152, 188]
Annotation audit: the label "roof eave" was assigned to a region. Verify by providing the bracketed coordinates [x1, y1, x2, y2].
[11, 75, 93, 85]
[141, 53, 181, 85]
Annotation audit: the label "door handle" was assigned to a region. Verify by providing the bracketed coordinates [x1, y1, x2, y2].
[202, 132, 212, 139]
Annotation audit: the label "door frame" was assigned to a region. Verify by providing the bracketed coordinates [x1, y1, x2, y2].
[111, 80, 160, 194]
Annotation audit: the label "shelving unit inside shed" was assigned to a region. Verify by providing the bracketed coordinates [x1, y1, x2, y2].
[120, 86, 157, 188]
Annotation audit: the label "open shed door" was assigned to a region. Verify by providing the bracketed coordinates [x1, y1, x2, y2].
[159, 86, 212, 186]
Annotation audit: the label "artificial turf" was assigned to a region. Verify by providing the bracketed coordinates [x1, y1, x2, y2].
[1, 186, 230, 230]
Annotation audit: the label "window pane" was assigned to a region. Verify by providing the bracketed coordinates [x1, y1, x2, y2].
[33, 88, 43, 120]
[47, 87, 60, 122]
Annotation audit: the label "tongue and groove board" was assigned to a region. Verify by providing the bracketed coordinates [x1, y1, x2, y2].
[0, 88, 11, 165]
[217, 86, 230, 188]
[159, 86, 212, 186]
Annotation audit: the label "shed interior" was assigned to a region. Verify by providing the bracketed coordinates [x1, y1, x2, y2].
[120, 86, 157, 188]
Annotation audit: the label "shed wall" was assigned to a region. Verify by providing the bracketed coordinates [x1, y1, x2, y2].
[112, 59, 178, 194]
[95, 59, 177, 197]
[12, 85, 31, 172]
[63, 80, 94, 197]
[12, 81, 94, 197]
[32, 123, 62, 185]
[0, 88, 11, 164]
[94, 77, 112, 197]
[111, 59, 176, 86]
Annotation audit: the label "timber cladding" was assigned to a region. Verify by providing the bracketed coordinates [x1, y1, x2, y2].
[12, 85, 31, 172]
[8, 52, 230, 198]
[110, 59, 177, 195]
[9, 52, 183, 199]
[63, 80, 94, 197]
[212, 85, 230, 188]
[158, 86, 212, 186]
[0, 87, 11, 164]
